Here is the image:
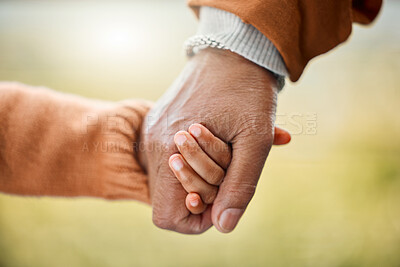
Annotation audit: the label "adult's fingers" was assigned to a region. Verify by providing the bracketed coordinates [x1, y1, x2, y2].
[211, 132, 273, 233]
[158, 204, 214, 234]
[150, 153, 213, 234]
[273, 126, 291, 145]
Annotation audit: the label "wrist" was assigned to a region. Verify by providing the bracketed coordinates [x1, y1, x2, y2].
[193, 48, 280, 95]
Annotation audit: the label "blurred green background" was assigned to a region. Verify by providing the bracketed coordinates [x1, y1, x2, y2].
[0, 0, 399, 266]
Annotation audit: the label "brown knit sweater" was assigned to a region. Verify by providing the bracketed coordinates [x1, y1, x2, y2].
[0, 82, 151, 203]
[188, 0, 383, 81]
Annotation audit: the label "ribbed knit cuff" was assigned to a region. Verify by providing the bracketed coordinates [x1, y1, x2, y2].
[197, 6, 288, 80]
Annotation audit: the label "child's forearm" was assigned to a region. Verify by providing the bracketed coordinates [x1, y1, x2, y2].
[0, 82, 150, 203]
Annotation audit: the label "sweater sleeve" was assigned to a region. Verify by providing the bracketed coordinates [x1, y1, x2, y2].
[196, 6, 288, 77]
[0, 82, 151, 203]
[187, 0, 383, 82]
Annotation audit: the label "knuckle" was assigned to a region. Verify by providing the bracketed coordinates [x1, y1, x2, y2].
[152, 214, 173, 230]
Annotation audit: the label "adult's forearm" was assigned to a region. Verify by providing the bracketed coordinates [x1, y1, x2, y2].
[0, 82, 150, 203]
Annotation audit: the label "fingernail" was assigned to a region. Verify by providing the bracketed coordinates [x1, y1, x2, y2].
[218, 208, 244, 233]
[190, 198, 199, 207]
[171, 158, 184, 171]
[189, 124, 201, 138]
[175, 133, 187, 146]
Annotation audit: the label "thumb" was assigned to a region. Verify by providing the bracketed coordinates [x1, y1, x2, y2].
[211, 132, 273, 233]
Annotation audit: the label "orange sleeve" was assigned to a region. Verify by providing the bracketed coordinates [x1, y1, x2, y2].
[188, 0, 383, 82]
[0, 82, 151, 203]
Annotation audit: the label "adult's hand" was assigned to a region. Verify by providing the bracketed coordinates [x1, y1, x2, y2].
[140, 49, 280, 234]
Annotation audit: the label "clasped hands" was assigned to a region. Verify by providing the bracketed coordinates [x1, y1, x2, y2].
[0, 49, 289, 235]
[156, 123, 290, 233]
[140, 49, 290, 234]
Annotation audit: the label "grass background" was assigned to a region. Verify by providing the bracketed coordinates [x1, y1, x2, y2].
[0, 0, 399, 266]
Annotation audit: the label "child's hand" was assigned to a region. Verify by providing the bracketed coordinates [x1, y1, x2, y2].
[169, 124, 291, 215]
[169, 124, 231, 214]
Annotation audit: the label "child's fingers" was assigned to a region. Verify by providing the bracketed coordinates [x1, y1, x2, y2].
[169, 154, 218, 204]
[273, 127, 291, 145]
[186, 193, 207, 214]
[174, 131, 226, 186]
[187, 124, 290, 165]
[188, 124, 231, 169]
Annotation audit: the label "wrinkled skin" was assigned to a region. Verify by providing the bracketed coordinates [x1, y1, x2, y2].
[139, 49, 279, 234]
